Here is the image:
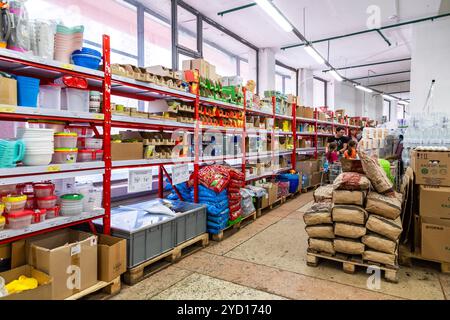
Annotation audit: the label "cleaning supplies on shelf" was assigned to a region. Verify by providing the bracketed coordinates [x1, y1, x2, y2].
[0, 139, 25, 168]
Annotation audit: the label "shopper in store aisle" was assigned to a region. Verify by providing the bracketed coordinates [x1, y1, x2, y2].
[344, 140, 358, 160]
[327, 126, 350, 156]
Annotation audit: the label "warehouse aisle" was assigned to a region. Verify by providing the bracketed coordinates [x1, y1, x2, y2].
[112, 193, 449, 300]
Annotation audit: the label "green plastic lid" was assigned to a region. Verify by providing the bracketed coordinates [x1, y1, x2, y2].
[60, 194, 84, 201]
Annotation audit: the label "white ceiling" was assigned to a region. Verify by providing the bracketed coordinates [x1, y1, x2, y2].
[180, 0, 444, 97]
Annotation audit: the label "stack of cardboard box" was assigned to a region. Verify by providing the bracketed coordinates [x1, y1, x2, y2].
[412, 149, 450, 263]
[297, 160, 322, 189]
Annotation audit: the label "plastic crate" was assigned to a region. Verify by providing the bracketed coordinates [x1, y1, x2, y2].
[61, 88, 89, 113]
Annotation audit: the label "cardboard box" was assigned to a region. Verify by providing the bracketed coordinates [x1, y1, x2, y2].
[302, 174, 311, 188]
[303, 107, 314, 119]
[98, 234, 127, 283]
[296, 106, 304, 117]
[411, 150, 450, 186]
[420, 185, 450, 219]
[297, 160, 320, 175]
[0, 76, 17, 106]
[0, 265, 52, 300]
[26, 230, 98, 300]
[268, 183, 279, 205]
[421, 217, 450, 263]
[111, 142, 143, 161]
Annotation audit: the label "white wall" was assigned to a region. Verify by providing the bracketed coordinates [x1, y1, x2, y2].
[410, 17, 450, 114]
[332, 81, 383, 121]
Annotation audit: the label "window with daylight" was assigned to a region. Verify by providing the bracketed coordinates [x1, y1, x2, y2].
[313, 77, 327, 108]
[178, 5, 197, 52]
[397, 104, 405, 121]
[203, 22, 256, 80]
[144, 1, 172, 68]
[275, 64, 296, 95]
[26, 0, 138, 65]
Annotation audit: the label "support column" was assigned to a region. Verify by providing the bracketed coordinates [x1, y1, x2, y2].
[258, 48, 276, 95]
[298, 69, 314, 107]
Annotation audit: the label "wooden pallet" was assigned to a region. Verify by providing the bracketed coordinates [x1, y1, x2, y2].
[65, 277, 121, 300]
[269, 196, 287, 209]
[212, 211, 257, 242]
[306, 249, 399, 283]
[399, 246, 450, 274]
[301, 184, 320, 193]
[123, 233, 209, 285]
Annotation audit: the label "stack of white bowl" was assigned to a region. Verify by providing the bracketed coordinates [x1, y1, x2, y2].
[16, 128, 54, 166]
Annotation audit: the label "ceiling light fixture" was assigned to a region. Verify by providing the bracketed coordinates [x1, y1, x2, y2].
[255, 0, 293, 32]
[304, 45, 326, 65]
[355, 85, 374, 93]
[382, 94, 397, 101]
[398, 101, 410, 106]
[330, 70, 344, 82]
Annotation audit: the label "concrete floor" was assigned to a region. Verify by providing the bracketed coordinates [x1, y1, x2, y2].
[112, 193, 450, 300]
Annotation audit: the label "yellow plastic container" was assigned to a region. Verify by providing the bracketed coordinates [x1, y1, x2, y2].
[2, 195, 27, 214]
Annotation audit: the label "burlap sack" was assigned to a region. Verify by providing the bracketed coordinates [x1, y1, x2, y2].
[332, 205, 368, 225]
[332, 190, 366, 206]
[303, 202, 333, 226]
[365, 192, 402, 220]
[334, 238, 365, 255]
[314, 185, 334, 202]
[363, 250, 397, 267]
[358, 149, 394, 194]
[334, 223, 366, 239]
[305, 225, 335, 239]
[333, 172, 371, 191]
[366, 215, 403, 241]
[308, 238, 335, 255]
[362, 233, 397, 254]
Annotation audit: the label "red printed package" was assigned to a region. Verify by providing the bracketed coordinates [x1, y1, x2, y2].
[229, 202, 241, 213]
[228, 192, 241, 200]
[230, 209, 243, 221]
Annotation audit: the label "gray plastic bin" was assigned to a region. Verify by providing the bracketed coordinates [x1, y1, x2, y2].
[129, 200, 207, 246]
[93, 206, 175, 268]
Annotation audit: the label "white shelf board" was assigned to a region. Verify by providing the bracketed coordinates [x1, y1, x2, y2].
[246, 108, 273, 117]
[112, 114, 195, 129]
[0, 162, 105, 185]
[199, 97, 243, 110]
[0, 106, 105, 121]
[0, 209, 104, 241]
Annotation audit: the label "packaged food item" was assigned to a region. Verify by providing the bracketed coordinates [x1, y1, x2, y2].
[52, 148, 78, 164]
[363, 250, 397, 266]
[305, 225, 335, 239]
[54, 132, 78, 149]
[332, 190, 366, 206]
[5, 210, 33, 229]
[359, 149, 394, 194]
[33, 183, 55, 198]
[365, 192, 402, 220]
[303, 202, 332, 226]
[334, 223, 367, 239]
[2, 195, 27, 214]
[36, 196, 57, 209]
[333, 172, 371, 191]
[362, 233, 397, 254]
[332, 205, 368, 225]
[366, 215, 403, 241]
[313, 185, 334, 202]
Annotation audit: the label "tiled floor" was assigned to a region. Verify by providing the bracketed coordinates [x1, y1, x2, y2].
[112, 193, 449, 300]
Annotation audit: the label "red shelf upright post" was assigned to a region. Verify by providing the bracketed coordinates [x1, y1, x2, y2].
[242, 88, 247, 178]
[102, 34, 112, 235]
[193, 81, 200, 203]
[271, 96, 276, 173]
[314, 108, 318, 160]
[291, 102, 297, 171]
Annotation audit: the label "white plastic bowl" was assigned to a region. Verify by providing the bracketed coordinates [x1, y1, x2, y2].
[22, 153, 53, 166]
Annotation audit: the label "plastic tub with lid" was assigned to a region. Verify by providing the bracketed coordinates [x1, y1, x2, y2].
[5, 210, 33, 229]
[33, 209, 47, 224]
[22, 150, 53, 166]
[28, 121, 66, 133]
[25, 193, 35, 209]
[36, 196, 57, 209]
[46, 206, 60, 219]
[54, 132, 78, 149]
[2, 195, 27, 214]
[16, 183, 34, 195]
[52, 148, 78, 164]
[77, 149, 103, 162]
[39, 85, 61, 110]
[65, 125, 94, 138]
[60, 194, 84, 216]
[61, 88, 89, 113]
[33, 183, 55, 198]
[77, 138, 103, 150]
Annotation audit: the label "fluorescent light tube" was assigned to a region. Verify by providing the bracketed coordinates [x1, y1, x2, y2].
[355, 85, 373, 93]
[304, 45, 326, 65]
[255, 0, 293, 32]
[382, 94, 397, 101]
[398, 101, 409, 106]
[330, 70, 344, 82]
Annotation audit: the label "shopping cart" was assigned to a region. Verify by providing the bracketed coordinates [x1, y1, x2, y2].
[320, 160, 342, 185]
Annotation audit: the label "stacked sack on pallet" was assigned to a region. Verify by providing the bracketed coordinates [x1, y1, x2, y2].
[359, 149, 403, 267]
[228, 168, 245, 226]
[305, 149, 403, 268]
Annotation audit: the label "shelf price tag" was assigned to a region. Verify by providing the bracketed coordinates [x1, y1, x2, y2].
[61, 63, 75, 70]
[128, 169, 153, 194]
[172, 164, 189, 185]
[47, 165, 61, 172]
[0, 105, 17, 113]
[93, 114, 104, 120]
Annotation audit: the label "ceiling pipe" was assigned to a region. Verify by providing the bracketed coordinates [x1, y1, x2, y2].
[350, 70, 410, 81]
[218, 3, 257, 16]
[375, 29, 392, 46]
[323, 58, 411, 72]
[281, 12, 450, 50]
[370, 80, 410, 87]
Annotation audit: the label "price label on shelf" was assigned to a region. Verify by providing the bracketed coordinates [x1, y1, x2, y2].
[47, 165, 61, 172]
[128, 169, 153, 194]
[61, 63, 75, 70]
[94, 114, 104, 120]
[172, 164, 189, 185]
[0, 105, 17, 113]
